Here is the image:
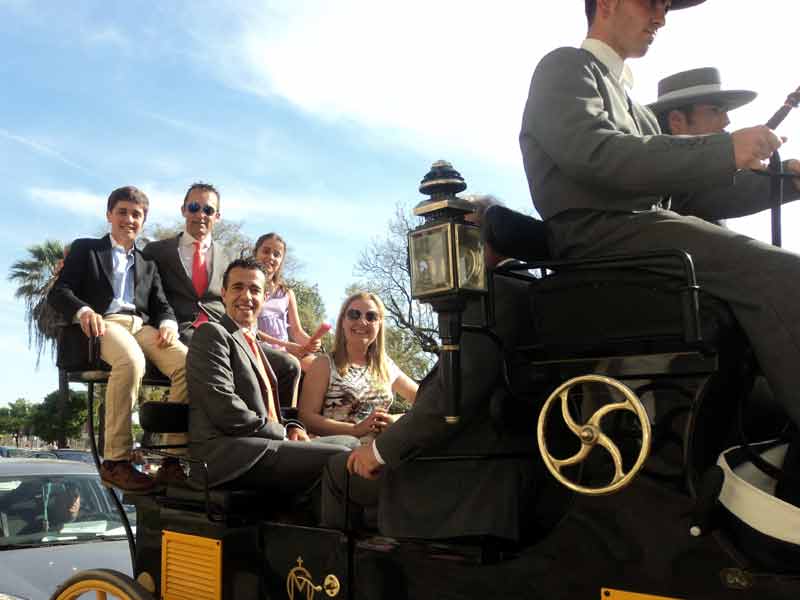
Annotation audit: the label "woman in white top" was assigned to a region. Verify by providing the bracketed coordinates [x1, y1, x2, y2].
[299, 291, 418, 441]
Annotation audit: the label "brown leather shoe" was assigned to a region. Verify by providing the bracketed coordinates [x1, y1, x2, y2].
[155, 458, 187, 486]
[100, 460, 156, 493]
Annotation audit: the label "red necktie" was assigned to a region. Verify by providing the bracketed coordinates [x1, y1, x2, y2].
[243, 330, 278, 422]
[192, 241, 209, 327]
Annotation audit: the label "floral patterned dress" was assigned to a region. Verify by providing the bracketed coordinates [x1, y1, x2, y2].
[321, 354, 400, 441]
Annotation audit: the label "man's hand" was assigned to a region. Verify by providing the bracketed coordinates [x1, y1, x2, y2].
[79, 309, 105, 338]
[157, 326, 177, 347]
[287, 426, 310, 442]
[785, 159, 800, 192]
[346, 444, 382, 480]
[731, 126, 785, 171]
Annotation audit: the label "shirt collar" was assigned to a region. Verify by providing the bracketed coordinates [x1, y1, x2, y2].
[181, 229, 212, 251]
[581, 38, 635, 90]
[109, 235, 136, 255]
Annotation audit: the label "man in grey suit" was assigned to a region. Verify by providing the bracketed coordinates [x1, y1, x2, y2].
[519, 0, 800, 448]
[144, 182, 301, 406]
[187, 257, 355, 492]
[320, 237, 541, 541]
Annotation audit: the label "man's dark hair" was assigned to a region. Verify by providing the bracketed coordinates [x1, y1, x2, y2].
[182, 182, 220, 208]
[657, 106, 694, 134]
[586, 0, 597, 26]
[222, 256, 267, 289]
[107, 186, 149, 216]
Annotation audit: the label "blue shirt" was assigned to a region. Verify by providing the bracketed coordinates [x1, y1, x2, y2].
[104, 238, 136, 315]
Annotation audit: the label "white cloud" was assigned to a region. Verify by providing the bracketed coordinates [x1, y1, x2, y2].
[183, 1, 800, 168]
[26, 183, 373, 240]
[0, 128, 91, 173]
[84, 26, 130, 50]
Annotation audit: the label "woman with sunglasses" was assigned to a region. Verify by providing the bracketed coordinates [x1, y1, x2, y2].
[298, 291, 418, 441]
[253, 232, 322, 373]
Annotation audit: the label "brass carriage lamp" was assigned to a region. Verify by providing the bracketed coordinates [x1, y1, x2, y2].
[408, 160, 488, 423]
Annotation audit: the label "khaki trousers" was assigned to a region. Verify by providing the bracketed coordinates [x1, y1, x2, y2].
[101, 314, 188, 460]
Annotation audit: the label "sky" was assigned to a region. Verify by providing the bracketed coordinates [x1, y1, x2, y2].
[1, 0, 799, 406]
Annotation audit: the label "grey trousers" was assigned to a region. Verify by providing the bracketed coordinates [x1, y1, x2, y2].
[547, 208, 800, 428]
[234, 436, 359, 495]
[320, 452, 380, 530]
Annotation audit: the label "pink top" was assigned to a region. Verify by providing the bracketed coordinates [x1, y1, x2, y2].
[256, 287, 290, 348]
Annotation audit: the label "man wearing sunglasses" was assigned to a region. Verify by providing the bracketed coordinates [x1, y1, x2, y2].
[144, 183, 303, 407]
[142, 182, 231, 345]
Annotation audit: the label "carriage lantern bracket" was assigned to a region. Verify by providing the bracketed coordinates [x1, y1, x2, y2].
[408, 160, 488, 424]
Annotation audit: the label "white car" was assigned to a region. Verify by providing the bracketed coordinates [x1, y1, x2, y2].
[0, 458, 133, 600]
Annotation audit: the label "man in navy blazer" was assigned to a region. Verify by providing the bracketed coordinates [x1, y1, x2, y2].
[49, 186, 189, 492]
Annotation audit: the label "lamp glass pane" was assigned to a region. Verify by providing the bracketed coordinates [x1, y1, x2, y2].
[409, 224, 454, 297]
[455, 224, 487, 292]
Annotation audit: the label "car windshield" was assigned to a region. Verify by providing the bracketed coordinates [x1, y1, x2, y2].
[0, 474, 136, 547]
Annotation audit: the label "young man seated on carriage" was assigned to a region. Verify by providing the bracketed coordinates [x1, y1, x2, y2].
[519, 0, 800, 507]
[48, 186, 189, 493]
[185, 257, 358, 497]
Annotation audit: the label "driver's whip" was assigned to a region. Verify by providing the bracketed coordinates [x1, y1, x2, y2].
[765, 85, 799, 247]
[765, 85, 800, 130]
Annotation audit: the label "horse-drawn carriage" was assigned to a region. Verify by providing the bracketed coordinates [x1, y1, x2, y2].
[50, 161, 799, 600]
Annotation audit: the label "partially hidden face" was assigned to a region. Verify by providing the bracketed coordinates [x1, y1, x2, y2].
[680, 104, 730, 135]
[106, 200, 146, 246]
[181, 188, 220, 241]
[343, 298, 382, 347]
[222, 266, 267, 328]
[255, 238, 285, 278]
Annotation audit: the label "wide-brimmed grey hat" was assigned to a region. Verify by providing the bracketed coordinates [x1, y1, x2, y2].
[586, 0, 706, 15]
[649, 67, 757, 115]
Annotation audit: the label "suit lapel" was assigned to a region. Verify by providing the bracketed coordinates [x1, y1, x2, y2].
[171, 234, 198, 298]
[95, 235, 115, 290]
[208, 239, 225, 292]
[222, 315, 276, 410]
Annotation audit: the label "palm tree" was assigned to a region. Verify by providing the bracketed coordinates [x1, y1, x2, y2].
[8, 239, 66, 367]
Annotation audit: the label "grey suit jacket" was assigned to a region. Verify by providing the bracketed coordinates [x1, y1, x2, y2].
[142, 235, 231, 333]
[187, 314, 289, 487]
[519, 47, 762, 221]
[374, 272, 538, 541]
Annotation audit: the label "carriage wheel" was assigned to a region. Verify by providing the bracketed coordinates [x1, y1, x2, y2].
[50, 569, 155, 600]
[537, 374, 652, 496]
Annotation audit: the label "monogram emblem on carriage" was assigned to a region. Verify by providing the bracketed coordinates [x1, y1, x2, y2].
[287, 557, 341, 599]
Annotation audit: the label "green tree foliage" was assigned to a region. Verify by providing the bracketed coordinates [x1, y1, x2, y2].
[353, 204, 439, 355]
[288, 278, 333, 348]
[8, 240, 66, 366]
[0, 399, 35, 446]
[30, 389, 88, 445]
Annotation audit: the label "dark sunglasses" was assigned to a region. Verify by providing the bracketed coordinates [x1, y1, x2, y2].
[186, 202, 217, 216]
[346, 308, 381, 323]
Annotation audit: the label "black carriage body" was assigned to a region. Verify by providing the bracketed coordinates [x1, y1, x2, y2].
[56, 206, 800, 599]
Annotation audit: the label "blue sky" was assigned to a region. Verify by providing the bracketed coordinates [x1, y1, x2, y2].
[1, 0, 799, 406]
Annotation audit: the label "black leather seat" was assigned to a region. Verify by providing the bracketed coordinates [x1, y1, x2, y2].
[482, 205, 741, 358]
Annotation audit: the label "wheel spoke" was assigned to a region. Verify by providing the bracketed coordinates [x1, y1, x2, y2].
[552, 441, 592, 469]
[597, 432, 625, 483]
[559, 388, 583, 436]
[586, 401, 632, 428]
[96, 591, 108, 600]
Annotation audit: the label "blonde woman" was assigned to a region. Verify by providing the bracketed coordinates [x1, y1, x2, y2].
[299, 292, 417, 441]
